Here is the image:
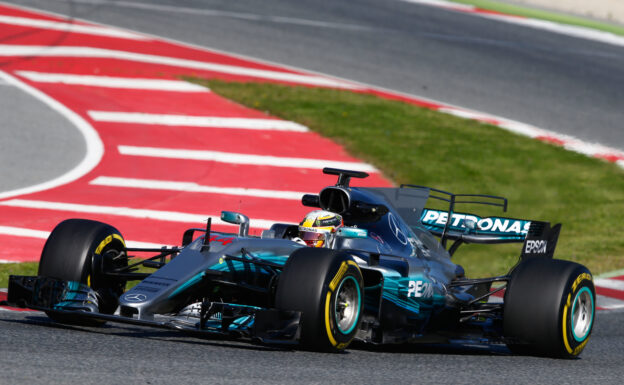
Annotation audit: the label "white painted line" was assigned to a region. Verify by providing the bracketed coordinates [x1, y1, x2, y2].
[480, 13, 624, 49]
[0, 226, 48, 239]
[16, 71, 209, 92]
[0, 225, 171, 249]
[0, 45, 364, 90]
[88, 111, 309, 132]
[0, 200, 278, 229]
[0, 71, 104, 201]
[118, 145, 378, 172]
[0, 260, 15, 264]
[0, 15, 149, 40]
[595, 278, 624, 292]
[401, 0, 624, 48]
[402, 0, 473, 12]
[90, 176, 308, 200]
[438, 106, 624, 164]
[62, 0, 374, 32]
[597, 295, 624, 310]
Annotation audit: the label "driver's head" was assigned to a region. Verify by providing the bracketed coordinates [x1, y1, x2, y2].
[298, 210, 343, 247]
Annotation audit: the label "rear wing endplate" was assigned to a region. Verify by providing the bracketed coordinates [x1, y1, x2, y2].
[520, 221, 561, 260]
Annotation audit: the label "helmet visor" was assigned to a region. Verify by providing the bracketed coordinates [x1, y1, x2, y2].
[300, 231, 327, 247]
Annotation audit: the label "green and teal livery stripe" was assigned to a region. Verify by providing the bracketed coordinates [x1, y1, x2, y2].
[169, 272, 206, 299]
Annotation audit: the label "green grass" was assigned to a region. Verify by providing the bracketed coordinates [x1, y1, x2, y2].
[196, 78, 624, 278]
[449, 0, 624, 37]
[0, 262, 148, 289]
[0, 263, 37, 288]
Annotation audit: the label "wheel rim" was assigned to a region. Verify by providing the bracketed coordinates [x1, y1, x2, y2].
[571, 287, 594, 342]
[334, 276, 361, 334]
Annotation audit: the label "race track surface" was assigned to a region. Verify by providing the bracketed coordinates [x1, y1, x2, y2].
[1, 309, 622, 384]
[0, 77, 84, 192]
[3, 0, 624, 149]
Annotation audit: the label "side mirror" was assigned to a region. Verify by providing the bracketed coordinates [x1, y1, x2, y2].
[221, 211, 250, 237]
[336, 227, 368, 239]
[301, 194, 320, 208]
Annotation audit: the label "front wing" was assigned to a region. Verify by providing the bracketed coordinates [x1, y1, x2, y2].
[4, 275, 301, 345]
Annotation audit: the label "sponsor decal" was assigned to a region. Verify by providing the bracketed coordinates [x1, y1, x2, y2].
[573, 338, 589, 356]
[123, 293, 147, 303]
[407, 280, 433, 298]
[298, 226, 330, 234]
[132, 286, 159, 293]
[317, 216, 341, 227]
[572, 273, 593, 291]
[388, 212, 408, 245]
[421, 209, 530, 236]
[524, 240, 547, 254]
[208, 235, 234, 246]
[141, 279, 171, 287]
[329, 261, 349, 291]
[369, 231, 384, 244]
[94, 233, 125, 255]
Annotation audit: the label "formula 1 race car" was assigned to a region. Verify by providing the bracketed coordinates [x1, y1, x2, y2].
[4, 168, 595, 358]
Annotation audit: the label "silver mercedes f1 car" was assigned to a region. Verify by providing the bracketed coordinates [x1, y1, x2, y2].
[4, 168, 595, 358]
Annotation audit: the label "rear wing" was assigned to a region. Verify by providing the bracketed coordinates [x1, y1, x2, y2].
[420, 208, 530, 242]
[520, 221, 561, 260]
[402, 184, 510, 248]
[402, 185, 560, 258]
[421, 208, 561, 258]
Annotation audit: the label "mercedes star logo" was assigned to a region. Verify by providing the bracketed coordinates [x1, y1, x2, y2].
[123, 293, 147, 303]
[388, 212, 408, 245]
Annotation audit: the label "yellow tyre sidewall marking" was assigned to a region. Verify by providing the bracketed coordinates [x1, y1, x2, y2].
[325, 260, 362, 348]
[94, 233, 125, 255]
[325, 291, 338, 347]
[329, 262, 348, 292]
[562, 274, 593, 356]
[562, 293, 573, 355]
[92, 233, 125, 288]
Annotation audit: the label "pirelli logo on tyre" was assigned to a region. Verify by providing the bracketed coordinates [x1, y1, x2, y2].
[95, 234, 125, 255]
[572, 273, 593, 291]
[329, 261, 349, 292]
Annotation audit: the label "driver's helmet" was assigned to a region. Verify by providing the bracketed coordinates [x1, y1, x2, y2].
[298, 210, 343, 247]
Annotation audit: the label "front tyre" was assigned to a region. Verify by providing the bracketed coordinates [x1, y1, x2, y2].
[38, 219, 128, 324]
[504, 258, 595, 358]
[275, 248, 364, 351]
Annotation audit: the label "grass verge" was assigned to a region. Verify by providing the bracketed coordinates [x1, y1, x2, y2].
[0, 263, 37, 288]
[449, 0, 624, 37]
[0, 262, 148, 289]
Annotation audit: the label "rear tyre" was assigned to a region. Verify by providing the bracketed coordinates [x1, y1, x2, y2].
[503, 258, 595, 358]
[38, 219, 128, 325]
[275, 248, 364, 351]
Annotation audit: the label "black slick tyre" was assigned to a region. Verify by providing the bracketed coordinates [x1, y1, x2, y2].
[503, 258, 595, 358]
[38, 219, 128, 325]
[275, 247, 364, 352]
